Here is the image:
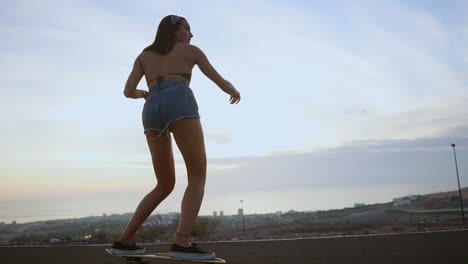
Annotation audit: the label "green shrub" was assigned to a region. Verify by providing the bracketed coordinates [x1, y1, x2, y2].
[192, 217, 221, 238]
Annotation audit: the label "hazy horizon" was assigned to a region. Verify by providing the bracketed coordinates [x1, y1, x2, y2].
[2, 182, 465, 224]
[1, 0, 467, 224]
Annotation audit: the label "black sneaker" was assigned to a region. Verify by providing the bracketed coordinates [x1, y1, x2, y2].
[169, 242, 216, 260]
[110, 241, 145, 255]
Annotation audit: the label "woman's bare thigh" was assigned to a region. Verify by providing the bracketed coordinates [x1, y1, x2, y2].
[145, 131, 176, 191]
[169, 118, 207, 185]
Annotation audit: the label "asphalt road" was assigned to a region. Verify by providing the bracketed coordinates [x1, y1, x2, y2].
[1, 229, 467, 264]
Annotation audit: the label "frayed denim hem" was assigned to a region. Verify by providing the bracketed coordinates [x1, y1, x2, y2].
[144, 128, 169, 139]
[144, 115, 201, 141]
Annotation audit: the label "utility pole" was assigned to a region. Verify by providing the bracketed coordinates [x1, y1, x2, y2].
[240, 200, 245, 235]
[451, 144, 465, 225]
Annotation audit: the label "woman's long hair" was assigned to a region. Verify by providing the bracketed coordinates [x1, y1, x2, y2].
[143, 15, 186, 54]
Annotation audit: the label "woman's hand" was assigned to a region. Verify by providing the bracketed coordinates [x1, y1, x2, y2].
[229, 89, 241, 104]
[226, 82, 240, 104]
[135, 89, 149, 100]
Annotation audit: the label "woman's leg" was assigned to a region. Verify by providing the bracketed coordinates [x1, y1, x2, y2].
[169, 118, 207, 247]
[117, 131, 176, 245]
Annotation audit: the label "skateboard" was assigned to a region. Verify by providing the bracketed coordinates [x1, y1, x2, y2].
[105, 249, 226, 264]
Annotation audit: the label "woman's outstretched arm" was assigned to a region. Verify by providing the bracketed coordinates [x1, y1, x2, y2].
[190, 45, 236, 93]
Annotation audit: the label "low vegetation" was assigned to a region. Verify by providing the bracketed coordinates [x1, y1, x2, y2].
[7, 216, 221, 245]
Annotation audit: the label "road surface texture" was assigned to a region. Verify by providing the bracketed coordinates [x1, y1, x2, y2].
[1, 229, 467, 264]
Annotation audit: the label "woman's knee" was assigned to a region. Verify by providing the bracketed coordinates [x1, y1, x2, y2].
[156, 181, 175, 195]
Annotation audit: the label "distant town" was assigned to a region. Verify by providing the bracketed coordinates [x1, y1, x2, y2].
[1, 187, 466, 246]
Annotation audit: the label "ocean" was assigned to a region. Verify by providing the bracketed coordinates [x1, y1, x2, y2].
[0, 182, 457, 224]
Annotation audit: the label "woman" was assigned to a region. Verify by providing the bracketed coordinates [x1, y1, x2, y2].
[110, 15, 240, 260]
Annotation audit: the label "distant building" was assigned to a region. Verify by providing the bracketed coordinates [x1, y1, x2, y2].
[392, 194, 421, 207]
[213, 211, 218, 217]
[238, 208, 244, 217]
[49, 238, 64, 245]
[220, 211, 224, 217]
[393, 197, 411, 207]
[103, 213, 107, 217]
[354, 203, 366, 207]
[27, 222, 46, 228]
[12, 221, 16, 225]
[12, 225, 27, 232]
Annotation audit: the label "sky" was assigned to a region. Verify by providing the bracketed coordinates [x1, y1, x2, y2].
[1, 0, 468, 223]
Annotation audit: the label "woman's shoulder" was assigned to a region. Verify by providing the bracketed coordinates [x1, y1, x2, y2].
[139, 43, 199, 56]
[186, 43, 202, 53]
[138, 49, 157, 60]
[186, 44, 207, 62]
[137, 43, 201, 65]
[175, 43, 203, 56]
[173, 43, 205, 64]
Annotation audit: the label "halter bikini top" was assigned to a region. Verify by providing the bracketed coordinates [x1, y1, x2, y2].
[152, 73, 192, 85]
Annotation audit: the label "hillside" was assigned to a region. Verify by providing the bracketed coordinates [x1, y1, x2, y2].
[1, 188, 466, 246]
[204, 187, 468, 241]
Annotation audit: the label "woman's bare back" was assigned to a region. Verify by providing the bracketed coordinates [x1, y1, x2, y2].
[125, 41, 239, 103]
[139, 43, 196, 88]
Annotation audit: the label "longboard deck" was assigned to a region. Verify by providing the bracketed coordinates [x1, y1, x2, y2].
[105, 248, 226, 263]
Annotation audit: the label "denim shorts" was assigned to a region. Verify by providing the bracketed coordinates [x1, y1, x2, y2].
[142, 80, 200, 139]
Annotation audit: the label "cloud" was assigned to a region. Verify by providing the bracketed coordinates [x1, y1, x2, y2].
[445, 125, 468, 137]
[202, 133, 468, 195]
[333, 136, 468, 153]
[4, 0, 468, 148]
[1, 0, 468, 195]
